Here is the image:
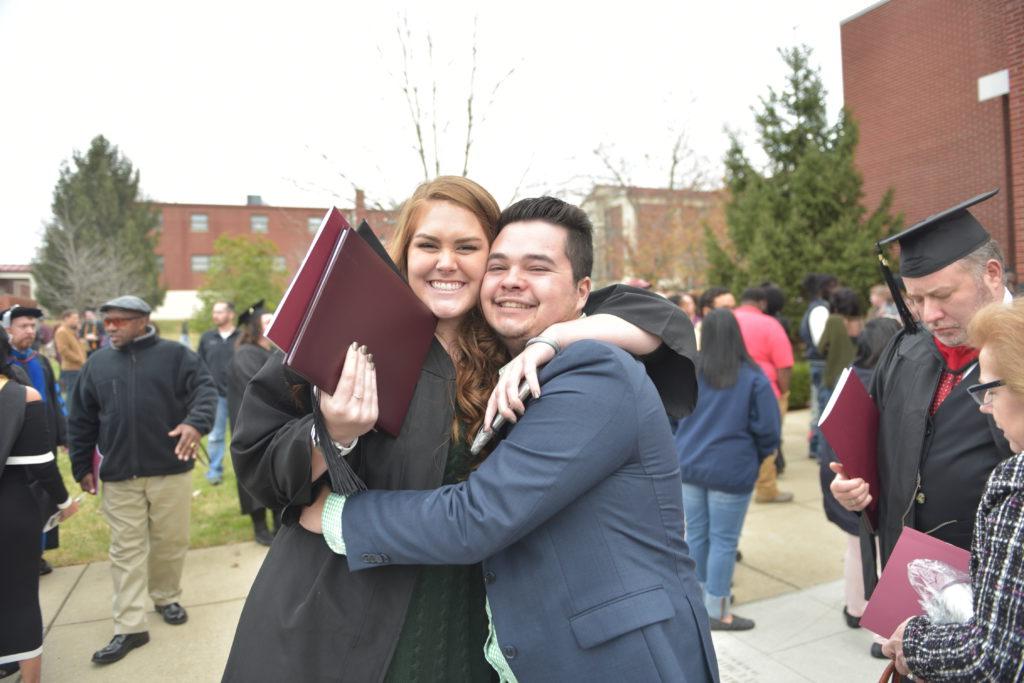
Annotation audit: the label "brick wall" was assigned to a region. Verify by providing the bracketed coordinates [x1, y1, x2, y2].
[842, 0, 1021, 278]
[1008, 0, 1024, 279]
[154, 200, 398, 290]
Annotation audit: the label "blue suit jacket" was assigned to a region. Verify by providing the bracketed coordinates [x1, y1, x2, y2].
[342, 341, 719, 682]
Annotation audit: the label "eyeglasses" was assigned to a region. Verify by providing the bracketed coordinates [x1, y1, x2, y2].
[102, 315, 144, 329]
[967, 379, 1005, 407]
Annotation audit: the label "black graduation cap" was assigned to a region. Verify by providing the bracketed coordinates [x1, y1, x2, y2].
[237, 299, 266, 327]
[875, 189, 998, 331]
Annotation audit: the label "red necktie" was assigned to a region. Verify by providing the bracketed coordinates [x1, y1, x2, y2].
[929, 339, 979, 415]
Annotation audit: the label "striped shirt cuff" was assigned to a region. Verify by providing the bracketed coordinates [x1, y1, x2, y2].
[322, 493, 348, 555]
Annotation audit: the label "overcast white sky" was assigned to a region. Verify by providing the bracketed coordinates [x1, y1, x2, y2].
[0, 0, 875, 264]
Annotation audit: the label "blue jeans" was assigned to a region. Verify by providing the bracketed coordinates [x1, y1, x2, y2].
[681, 483, 752, 619]
[808, 360, 825, 456]
[207, 395, 228, 481]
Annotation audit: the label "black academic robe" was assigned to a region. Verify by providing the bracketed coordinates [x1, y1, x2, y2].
[221, 286, 696, 683]
[227, 343, 272, 515]
[863, 327, 1014, 596]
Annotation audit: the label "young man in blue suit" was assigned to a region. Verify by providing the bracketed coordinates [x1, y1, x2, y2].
[304, 197, 719, 682]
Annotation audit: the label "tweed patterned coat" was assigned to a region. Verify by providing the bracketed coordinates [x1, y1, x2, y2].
[902, 451, 1024, 681]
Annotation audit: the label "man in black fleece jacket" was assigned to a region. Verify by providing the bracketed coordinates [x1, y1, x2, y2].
[68, 296, 217, 665]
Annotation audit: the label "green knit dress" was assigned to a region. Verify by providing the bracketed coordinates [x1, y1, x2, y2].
[383, 435, 494, 683]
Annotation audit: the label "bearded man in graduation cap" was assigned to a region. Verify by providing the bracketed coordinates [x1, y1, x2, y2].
[830, 189, 1016, 654]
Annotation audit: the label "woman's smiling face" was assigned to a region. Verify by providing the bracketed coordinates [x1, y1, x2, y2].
[405, 200, 489, 325]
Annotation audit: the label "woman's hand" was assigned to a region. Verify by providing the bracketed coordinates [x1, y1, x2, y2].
[299, 484, 331, 535]
[58, 498, 80, 522]
[882, 618, 914, 677]
[483, 340, 555, 429]
[319, 342, 378, 447]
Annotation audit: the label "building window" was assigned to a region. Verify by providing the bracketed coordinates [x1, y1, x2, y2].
[190, 255, 211, 272]
[251, 215, 269, 233]
[190, 213, 209, 232]
[308, 216, 321, 233]
[156, 256, 164, 272]
[272, 256, 287, 272]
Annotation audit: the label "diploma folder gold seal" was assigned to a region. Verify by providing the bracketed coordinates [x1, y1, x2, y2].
[267, 207, 436, 438]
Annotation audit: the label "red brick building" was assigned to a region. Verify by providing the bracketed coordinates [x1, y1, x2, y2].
[154, 191, 398, 292]
[581, 185, 727, 288]
[0, 264, 36, 312]
[841, 0, 1024, 281]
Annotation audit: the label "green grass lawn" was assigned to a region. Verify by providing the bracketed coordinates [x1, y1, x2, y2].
[47, 430, 255, 567]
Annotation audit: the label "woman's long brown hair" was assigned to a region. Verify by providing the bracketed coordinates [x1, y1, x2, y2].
[388, 176, 507, 461]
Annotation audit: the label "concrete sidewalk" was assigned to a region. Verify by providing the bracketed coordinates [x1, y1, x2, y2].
[32, 409, 888, 682]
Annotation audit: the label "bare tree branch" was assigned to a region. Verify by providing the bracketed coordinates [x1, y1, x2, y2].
[593, 144, 632, 187]
[396, 15, 429, 181]
[428, 33, 440, 178]
[462, 18, 479, 177]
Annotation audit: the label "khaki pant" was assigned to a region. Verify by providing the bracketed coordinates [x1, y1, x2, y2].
[755, 393, 789, 502]
[101, 471, 191, 634]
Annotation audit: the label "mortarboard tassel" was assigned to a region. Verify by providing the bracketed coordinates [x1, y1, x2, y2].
[876, 244, 918, 333]
[310, 386, 368, 496]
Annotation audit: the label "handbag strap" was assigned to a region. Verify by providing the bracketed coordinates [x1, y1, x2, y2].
[878, 660, 904, 683]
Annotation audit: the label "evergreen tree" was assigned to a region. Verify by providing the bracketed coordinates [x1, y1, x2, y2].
[190, 235, 285, 334]
[33, 135, 163, 312]
[706, 46, 901, 322]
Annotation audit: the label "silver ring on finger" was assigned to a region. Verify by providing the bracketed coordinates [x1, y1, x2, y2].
[353, 393, 363, 400]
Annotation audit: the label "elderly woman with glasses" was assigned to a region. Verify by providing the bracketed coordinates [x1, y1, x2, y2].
[882, 298, 1024, 680]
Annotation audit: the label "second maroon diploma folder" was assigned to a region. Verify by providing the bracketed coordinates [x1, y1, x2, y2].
[270, 208, 436, 437]
[818, 367, 880, 528]
[859, 527, 971, 637]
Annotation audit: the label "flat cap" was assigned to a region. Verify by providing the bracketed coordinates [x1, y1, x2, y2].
[99, 295, 152, 315]
[1, 305, 44, 327]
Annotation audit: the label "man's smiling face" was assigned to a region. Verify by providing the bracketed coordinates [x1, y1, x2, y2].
[481, 220, 590, 353]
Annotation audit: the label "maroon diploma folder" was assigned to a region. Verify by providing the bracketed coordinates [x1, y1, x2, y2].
[269, 208, 436, 437]
[859, 527, 971, 637]
[266, 208, 351, 352]
[818, 367, 880, 527]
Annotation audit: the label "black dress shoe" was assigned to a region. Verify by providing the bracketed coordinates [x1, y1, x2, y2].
[40, 557, 53, 575]
[254, 526, 275, 547]
[843, 606, 862, 629]
[92, 632, 150, 664]
[155, 602, 188, 625]
[870, 642, 887, 659]
[709, 614, 755, 631]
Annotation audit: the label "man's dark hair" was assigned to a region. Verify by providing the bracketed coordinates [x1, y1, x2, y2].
[496, 197, 593, 281]
[740, 287, 767, 305]
[698, 286, 731, 314]
[802, 273, 838, 300]
[667, 293, 682, 306]
[759, 282, 786, 317]
[829, 287, 862, 318]
[697, 309, 755, 390]
[855, 317, 901, 370]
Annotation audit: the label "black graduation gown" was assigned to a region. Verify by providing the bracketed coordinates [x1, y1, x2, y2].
[221, 286, 696, 683]
[227, 343, 272, 515]
[863, 327, 1014, 596]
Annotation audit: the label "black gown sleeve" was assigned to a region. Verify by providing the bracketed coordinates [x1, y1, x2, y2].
[583, 284, 698, 419]
[26, 458, 70, 508]
[231, 350, 365, 518]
